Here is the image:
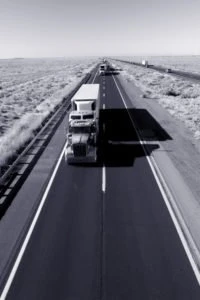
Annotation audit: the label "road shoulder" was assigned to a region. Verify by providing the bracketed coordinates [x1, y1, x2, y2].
[117, 73, 200, 266]
[0, 114, 68, 287]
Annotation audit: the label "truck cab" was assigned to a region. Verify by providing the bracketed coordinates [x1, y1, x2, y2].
[66, 120, 97, 163]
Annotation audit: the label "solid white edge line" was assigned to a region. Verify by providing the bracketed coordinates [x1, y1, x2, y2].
[149, 152, 200, 281]
[112, 74, 200, 285]
[102, 103, 106, 193]
[92, 68, 99, 83]
[0, 140, 68, 300]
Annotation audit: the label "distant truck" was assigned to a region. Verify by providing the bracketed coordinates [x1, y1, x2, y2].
[99, 63, 114, 75]
[99, 63, 107, 75]
[65, 84, 100, 163]
[141, 60, 149, 67]
[165, 68, 172, 73]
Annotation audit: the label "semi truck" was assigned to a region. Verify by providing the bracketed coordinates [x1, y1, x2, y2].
[99, 63, 114, 75]
[65, 84, 100, 163]
[99, 63, 107, 75]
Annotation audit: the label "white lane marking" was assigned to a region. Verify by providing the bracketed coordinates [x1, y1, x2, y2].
[103, 86, 106, 90]
[102, 101, 106, 132]
[112, 75, 200, 286]
[103, 93, 106, 97]
[102, 102, 106, 193]
[102, 166, 106, 193]
[0, 141, 68, 300]
[92, 68, 99, 83]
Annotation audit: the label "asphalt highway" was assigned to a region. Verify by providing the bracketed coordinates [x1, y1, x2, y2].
[3, 70, 200, 299]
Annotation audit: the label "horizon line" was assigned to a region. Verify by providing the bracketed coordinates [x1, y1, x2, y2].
[0, 54, 200, 60]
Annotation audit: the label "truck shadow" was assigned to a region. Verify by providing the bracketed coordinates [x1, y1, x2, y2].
[103, 71, 120, 76]
[96, 108, 172, 167]
[102, 66, 120, 76]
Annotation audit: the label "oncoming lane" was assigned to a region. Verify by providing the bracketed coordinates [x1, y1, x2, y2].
[101, 73, 200, 299]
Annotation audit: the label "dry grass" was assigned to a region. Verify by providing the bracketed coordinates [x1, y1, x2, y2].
[0, 58, 98, 166]
[114, 56, 200, 74]
[112, 60, 200, 141]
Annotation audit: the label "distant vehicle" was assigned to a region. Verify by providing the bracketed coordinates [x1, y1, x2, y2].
[99, 63, 114, 75]
[141, 60, 149, 67]
[165, 68, 172, 73]
[99, 64, 107, 75]
[65, 84, 100, 163]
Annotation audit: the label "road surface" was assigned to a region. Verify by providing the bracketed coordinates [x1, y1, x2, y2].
[2, 69, 200, 300]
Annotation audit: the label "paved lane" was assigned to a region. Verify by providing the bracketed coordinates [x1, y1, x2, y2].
[6, 164, 102, 300]
[101, 74, 200, 299]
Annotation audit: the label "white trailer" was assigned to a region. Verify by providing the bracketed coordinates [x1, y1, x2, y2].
[142, 60, 148, 67]
[71, 84, 100, 119]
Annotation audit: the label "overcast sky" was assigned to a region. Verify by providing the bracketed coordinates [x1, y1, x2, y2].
[0, 0, 200, 58]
